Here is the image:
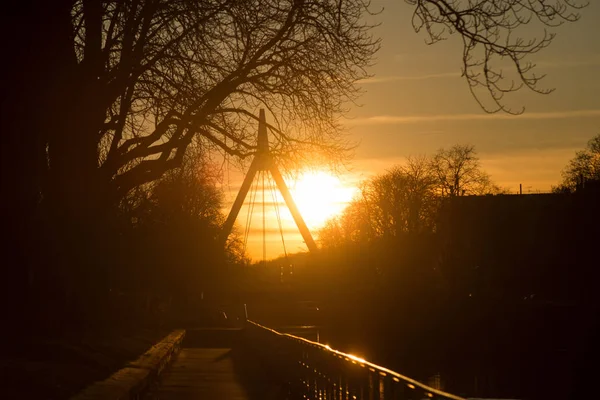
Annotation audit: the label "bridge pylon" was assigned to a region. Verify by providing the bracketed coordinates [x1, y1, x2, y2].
[220, 109, 318, 253]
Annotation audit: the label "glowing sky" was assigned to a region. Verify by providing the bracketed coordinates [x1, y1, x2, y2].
[223, 1, 600, 260]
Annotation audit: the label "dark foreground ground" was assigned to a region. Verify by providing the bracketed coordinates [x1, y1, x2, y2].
[1, 327, 168, 399]
[3, 295, 598, 400]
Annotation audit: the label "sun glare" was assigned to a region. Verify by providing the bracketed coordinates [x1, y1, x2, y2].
[288, 170, 355, 230]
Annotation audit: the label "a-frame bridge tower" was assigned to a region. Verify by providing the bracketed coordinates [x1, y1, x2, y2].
[220, 109, 317, 252]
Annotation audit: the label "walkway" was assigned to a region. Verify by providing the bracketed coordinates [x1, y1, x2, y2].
[144, 328, 287, 400]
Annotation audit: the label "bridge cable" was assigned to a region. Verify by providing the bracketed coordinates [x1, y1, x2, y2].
[240, 168, 291, 274]
[262, 171, 267, 264]
[268, 173, 290, 282]
[242, 170, 260, 256]
[269, 174, 288, 260]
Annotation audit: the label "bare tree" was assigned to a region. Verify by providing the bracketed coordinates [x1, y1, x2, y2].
[553, 133, 600, 193]
[129, 153, 248, 296]
[5, 0, 380, 222]
[319, 148, 502, 248]
[362, 156, 440, 236]
[407, 0, 587, 113]
[431, 144, 500, 197]
[318, 193, 375, 247]
[3, 0, 380, 321]
[403, 155, 440, 231]
[319, 156, 440, 247]
[318, 217, 349, 248]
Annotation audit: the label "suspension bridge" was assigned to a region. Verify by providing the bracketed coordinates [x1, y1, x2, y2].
[220, 108, 317, 266]
[73, 110, 466, 400]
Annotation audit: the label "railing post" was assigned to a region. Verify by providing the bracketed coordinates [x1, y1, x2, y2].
[378, 372, 386, 400]
[368, 368, 376, 400]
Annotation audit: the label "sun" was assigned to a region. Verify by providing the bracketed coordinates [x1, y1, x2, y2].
[288, 170, 355, 230]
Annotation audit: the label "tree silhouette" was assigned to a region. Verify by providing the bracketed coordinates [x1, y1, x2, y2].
[398, 155, 440, 233]
[362, 156, 439, 237]
[318, 194, 374, 247]
[4, 0, 379, 225]
[127, 154, 244, 300]
[553, 133, 600, 193]
[407, 0, 586, 113]
[431, 144, 500, 197]
[319, 156, 439, 246]
[2, 0, 379, 316]
[319, 148, 501, 248]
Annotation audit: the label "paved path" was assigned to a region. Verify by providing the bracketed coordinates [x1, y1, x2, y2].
[145, 329, 287, 400]
[145, 348, 249, 399]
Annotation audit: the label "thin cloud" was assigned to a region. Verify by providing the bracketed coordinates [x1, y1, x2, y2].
[346, 109, 600, 125]
[360, 57, 600, 85]
[359, 72, 460, 84]
[535, 57, 600, 69]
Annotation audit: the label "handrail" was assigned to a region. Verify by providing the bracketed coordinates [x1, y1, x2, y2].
[246, 320, 465, 400]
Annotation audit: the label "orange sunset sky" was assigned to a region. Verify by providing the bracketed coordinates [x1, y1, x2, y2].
[221, 0, 600, 260]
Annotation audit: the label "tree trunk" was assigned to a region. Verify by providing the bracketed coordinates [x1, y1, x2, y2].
[1, 0, 77, 329]
[1, 0, 117, 329]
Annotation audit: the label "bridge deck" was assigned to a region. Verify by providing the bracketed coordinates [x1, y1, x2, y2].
[145, 348, 248, 399]
[144, 329, 287, 400]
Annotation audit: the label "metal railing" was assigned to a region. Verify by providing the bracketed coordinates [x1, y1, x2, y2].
[245, 320, 465, 400]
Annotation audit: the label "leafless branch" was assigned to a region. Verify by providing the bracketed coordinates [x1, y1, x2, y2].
[406, 0, 587, 113]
